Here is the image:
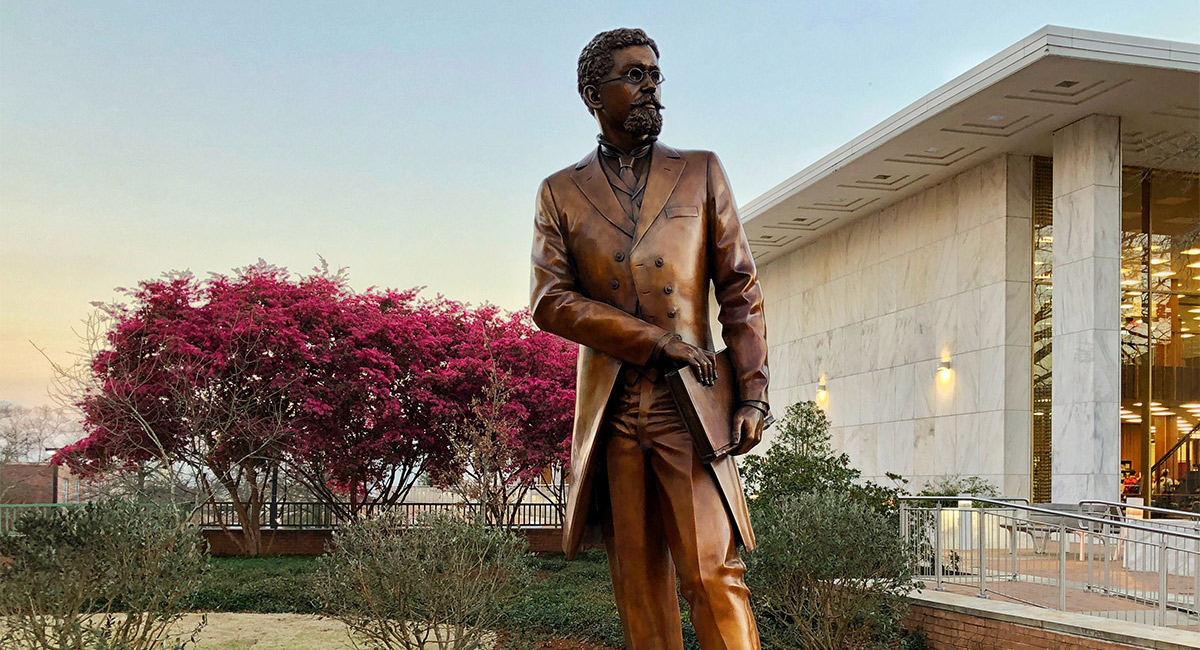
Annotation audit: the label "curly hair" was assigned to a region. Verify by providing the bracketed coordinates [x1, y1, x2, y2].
[577, 28, 659, 111]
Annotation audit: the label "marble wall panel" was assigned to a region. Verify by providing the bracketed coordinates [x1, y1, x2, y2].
[1006, 155, 1033, 219]
[1052, 115, 1121, 197]
[953, 350, 981, 415]
[1004, 281, 1032, 348]
[1003, 410, 1032, 499]
[759, 154, 1032, 491]
[1004, 345, 1032, 413]
[956, 289, 982, 352]
[978, 218, 1008, 286]
[977, 346, 1006, 412]
[879, 419, 916, 478]
[956, 226, 983, 292]
[955, 164, 986, 233]
[978, 282, 1007, 349]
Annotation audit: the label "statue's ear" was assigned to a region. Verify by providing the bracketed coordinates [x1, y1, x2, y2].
[583, 85, 602, 111]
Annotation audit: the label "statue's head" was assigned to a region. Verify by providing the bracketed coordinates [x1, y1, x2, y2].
[577, 28, 663, 138]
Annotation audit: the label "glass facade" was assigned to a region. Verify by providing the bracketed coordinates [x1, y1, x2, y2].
[1119, 167, 1200, 506]
[1031, 158, 1054, 504]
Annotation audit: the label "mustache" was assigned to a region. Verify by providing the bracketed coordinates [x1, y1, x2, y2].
[633, 99, 665, 110]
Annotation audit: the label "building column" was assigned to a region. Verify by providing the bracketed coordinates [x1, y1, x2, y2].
[1051, 114, 1121, 503]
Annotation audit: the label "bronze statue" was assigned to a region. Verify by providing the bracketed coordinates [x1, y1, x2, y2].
[530, 28, 769, 650]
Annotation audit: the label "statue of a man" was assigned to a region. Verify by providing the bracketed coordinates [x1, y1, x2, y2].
[530, 27, 769, 650]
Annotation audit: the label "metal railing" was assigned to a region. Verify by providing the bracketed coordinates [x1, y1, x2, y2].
[1, 500, 565, 535]
[900, 496, 1200, 628]
[188, 500, 564, 530]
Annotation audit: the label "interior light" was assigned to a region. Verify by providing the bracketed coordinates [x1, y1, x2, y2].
[1152, 271, 1175, 277]
[1188, 262, 1200, 268]
[1151, 257, 1169, 264]
[1184, 249, 1200, 255]
[1121, 279, 1139, 286]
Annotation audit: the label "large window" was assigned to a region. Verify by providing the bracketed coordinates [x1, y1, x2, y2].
[1120, 167, 1200, 507]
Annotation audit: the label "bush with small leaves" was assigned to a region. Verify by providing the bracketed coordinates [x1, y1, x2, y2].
[314, 510, 533, 650]
[746, 491, 918, 650]
[0, 499, 208, 650]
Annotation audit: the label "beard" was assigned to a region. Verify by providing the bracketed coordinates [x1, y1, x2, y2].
[624, 104, 663, 137]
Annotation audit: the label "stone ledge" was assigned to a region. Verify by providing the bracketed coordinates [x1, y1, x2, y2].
[909, 588, 1200, 650]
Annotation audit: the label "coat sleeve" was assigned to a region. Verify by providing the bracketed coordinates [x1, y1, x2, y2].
[530, 179, 672, 366]
[705, 152, 770, 406]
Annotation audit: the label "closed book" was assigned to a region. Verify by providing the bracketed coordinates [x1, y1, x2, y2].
[666, 349, 739, 464]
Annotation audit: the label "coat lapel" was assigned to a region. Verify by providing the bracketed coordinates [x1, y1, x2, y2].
[633, 143, 685, 249]
[570, 149, 634, 238]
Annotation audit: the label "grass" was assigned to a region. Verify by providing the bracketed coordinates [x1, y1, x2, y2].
[189, 551, 695, 649]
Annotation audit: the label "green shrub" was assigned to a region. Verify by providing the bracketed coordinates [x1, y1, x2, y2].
[739, 401, 918, 649]
[0, 499, 208, 650]
[746, 491, 918, 650]
[741, 401, 906, 517]
[186, 556, 320, 613]
[314, 510, 533, 650]
[917, 475, 1000, 508]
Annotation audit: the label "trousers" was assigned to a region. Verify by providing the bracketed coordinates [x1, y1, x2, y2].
[599, 366, 760, 650]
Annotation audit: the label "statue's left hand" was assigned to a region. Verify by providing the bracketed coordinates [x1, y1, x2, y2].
[730, 406, 764, 456]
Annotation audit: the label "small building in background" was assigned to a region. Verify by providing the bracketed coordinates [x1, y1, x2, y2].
[0, 462, 84, 504]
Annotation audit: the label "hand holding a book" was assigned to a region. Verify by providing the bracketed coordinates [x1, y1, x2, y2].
[730, 406, 764, 456]
[661, 338, 718, 386]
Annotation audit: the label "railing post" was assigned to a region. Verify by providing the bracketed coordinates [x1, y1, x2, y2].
[1193, 540, 1199, 623]
[1058, 521, 1067, 612]
[935, 506, 943, 591]
[1086, 525, 1094, 592]
[1160, 534, 1169, 624]
[1009, 509, 1018, 580]
[978, 505, 987, 598]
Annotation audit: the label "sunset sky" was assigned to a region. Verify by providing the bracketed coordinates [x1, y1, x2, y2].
[2, 1, 1197, 407]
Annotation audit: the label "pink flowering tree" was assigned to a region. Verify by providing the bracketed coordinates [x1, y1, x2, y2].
[428, 305, 577, 530]
[54, 264, 344, 555]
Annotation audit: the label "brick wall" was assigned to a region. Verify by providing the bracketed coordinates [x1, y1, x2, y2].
[906, 603, 1141, 650]
[0, 464, 56, 504]
[904, 591, 1197, 650]
[202, 526, 567, 557]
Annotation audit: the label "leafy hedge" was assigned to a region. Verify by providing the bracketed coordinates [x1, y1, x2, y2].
[186, 555, 321, 614]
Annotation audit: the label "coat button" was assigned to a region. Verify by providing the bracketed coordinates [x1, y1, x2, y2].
[614, 251, 625, 262]
[668, 309, 677, 319]
[663, 285, 673, 295]
[673, 333, 683, 340]
[611, 279, 620, 290]
[655, 256, 665, 268]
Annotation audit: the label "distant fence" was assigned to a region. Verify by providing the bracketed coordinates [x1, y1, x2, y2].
[1, 500, 564, 534]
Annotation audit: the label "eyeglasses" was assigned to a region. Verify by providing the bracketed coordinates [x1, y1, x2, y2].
[596, 67, 664, 87]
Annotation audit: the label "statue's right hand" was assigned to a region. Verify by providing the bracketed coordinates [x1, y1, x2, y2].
[661, 338, 717, 386]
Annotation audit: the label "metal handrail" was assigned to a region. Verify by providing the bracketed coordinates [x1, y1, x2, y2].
[899, 495, 1200, 541]
[1152, 420, 1200, 479]
[1080, 499, 1200, 521]
[900, 494, 1200, 628]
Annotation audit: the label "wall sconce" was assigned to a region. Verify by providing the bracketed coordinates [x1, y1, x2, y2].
[816, 380, 827, 400]
[937, 360, 952, 380]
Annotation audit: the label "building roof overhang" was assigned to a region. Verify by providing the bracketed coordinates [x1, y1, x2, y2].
[741, 25, 1200, 265]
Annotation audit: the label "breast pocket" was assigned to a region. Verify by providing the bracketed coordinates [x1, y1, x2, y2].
[665, 206, 700, 219]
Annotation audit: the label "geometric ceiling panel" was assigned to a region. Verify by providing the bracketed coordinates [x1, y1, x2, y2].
[748, 231, 800, 248]
[1004, 77, 1131, 105]
[1151, 105, 1200, 120]
[797, 196, 879, 213]
[764, 214, 836, 232]
[941, 113, 1053, 137]
[837, 172, 929, 192]
[885, 145, 986, 166]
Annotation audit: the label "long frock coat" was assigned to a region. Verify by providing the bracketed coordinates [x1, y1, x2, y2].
[530, 141, 769, 559]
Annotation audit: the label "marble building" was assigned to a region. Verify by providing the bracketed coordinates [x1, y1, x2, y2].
[740, 27, 1199, 503]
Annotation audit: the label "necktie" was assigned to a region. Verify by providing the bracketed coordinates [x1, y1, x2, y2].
[598, 137, 655, 193]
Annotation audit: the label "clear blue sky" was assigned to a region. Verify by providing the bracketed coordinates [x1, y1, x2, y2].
[2, 0, 1198, 406]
